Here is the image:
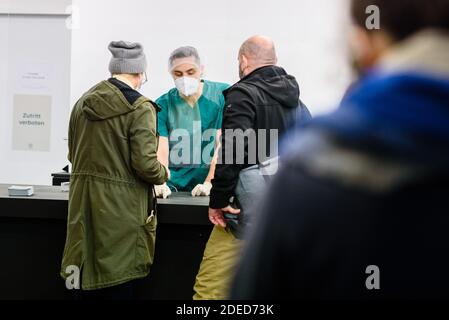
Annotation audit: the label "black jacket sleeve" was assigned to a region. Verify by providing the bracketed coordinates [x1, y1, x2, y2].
[209, 87, 256, 209]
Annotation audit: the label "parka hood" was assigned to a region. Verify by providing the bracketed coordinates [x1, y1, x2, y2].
[82, 81, 145, 121]
[240, 65, 300, 108]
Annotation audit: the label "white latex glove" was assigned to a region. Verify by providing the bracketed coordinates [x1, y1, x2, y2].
[191, 181, 212, 197]
[154, 183, 171, 199]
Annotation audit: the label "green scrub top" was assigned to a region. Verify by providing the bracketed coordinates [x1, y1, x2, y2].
[156, 80, 229, 192]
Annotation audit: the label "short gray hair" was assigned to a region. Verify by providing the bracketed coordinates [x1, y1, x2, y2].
[168, 46, 201, 70]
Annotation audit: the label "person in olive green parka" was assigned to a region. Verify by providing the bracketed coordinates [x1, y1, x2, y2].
[60, 41, 169, 295]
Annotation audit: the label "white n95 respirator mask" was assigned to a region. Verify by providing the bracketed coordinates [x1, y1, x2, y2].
[175, 77, 200, 97]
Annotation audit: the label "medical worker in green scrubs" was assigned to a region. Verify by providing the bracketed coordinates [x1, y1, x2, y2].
[155, 46, 229, 198]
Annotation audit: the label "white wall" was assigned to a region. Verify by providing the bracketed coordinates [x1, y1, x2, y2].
[71, 0, 352, 115]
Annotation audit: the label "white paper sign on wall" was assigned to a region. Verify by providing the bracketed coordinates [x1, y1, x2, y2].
[15, 62, 51, 91]
[12, 94, 52, 152]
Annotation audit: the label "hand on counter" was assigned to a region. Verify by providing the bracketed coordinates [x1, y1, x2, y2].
[155, 183, 171, 199]
[191, 181, 212, 197]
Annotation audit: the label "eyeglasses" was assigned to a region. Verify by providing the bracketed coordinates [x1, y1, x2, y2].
[141, 72, 148, 85]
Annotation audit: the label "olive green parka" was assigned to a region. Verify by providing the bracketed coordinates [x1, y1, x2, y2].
[60, 80, 168, 290]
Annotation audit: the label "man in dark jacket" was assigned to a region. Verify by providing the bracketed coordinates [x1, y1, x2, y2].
[231, 0, 449, 299]
[194, 35, 310, 299]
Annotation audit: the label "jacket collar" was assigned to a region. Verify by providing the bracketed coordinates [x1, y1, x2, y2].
[239, 65, 277, 82]
[223, 65, 279, 96]
[112, 75, 136, 90]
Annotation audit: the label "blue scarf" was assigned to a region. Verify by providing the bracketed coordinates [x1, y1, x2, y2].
[311, 70, 449, 166]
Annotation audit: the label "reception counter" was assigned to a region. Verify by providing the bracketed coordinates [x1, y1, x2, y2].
[0, 184, 212, 300]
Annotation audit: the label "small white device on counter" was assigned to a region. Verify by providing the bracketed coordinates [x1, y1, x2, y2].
[61, 182, 70, 192]
[8, 185, 34, 197]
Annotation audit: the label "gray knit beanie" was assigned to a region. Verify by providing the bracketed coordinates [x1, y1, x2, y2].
[108, 40, 147, 74]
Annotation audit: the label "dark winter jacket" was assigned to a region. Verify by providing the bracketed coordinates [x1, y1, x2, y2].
[210, 65, 310, 208]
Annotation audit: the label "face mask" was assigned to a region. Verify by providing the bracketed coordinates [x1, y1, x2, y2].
[175, 77, 200, 97]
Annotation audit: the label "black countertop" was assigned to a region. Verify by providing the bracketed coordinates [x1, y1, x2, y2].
[0, 184, 213, 299]
[0, 184, 210, 225]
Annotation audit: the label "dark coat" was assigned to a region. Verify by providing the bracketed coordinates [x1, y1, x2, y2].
[210, 65, 310, 208]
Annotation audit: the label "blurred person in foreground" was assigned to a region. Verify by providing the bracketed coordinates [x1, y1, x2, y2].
[231, 0, 449, 299]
